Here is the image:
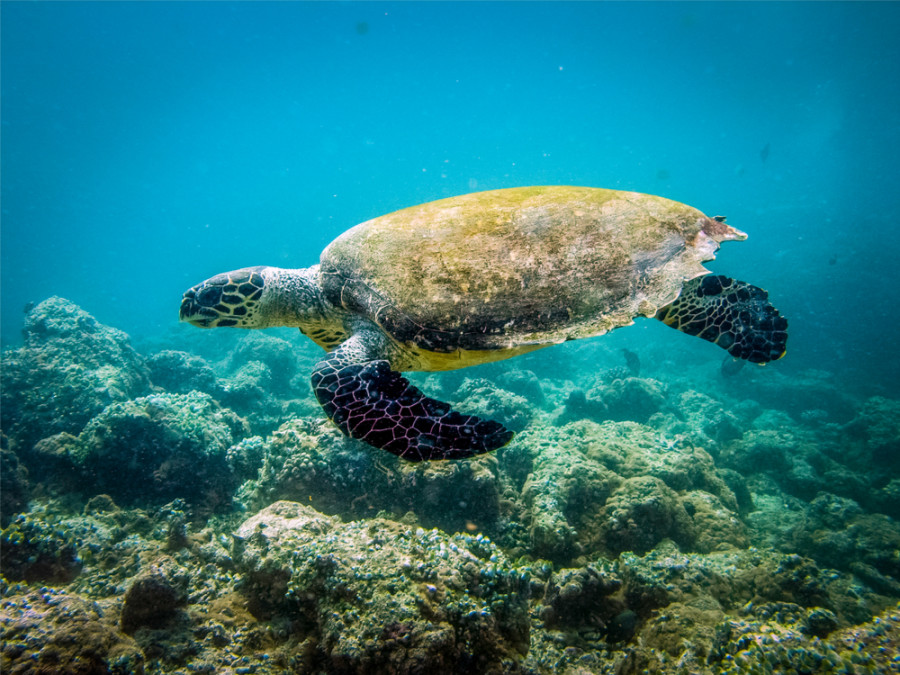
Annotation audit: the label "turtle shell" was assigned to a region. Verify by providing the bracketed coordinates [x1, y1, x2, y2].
[319, 186, 745, 356]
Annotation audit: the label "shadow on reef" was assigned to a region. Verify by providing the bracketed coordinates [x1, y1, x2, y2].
[2, 297, 900, 674]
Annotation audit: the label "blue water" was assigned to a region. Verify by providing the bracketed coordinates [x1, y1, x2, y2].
[2, 1, 899, 395]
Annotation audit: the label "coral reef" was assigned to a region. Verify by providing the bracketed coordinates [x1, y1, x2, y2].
[451, 377, 537, 432]
[34, 392, 248, 510]
[146, 349, 221, 397]
[120, 572, 185, 634]
[0, 512, 82, 584]
[237, 417, 504, 535]
[25, 392, 247, 510]
[228, 333, 304, 397]
[233, 501, 531, 673]
[0, 447, 29, 527]
[1, 586, 145, 675]
[1, 297, 150, 460]
[559, 375, 667, 425]
[1, 297, 899, 674]
[520, 420, 742, 563]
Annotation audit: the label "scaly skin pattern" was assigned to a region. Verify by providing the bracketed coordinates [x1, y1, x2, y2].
[179, 267, 267, 327]
[310, 327, 512, 460]
[656, 275, 788, 364]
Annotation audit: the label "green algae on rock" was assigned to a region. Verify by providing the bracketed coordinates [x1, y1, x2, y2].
[0, 587, 146, 675]
[1, 297, 150, 459]
[0, 447, 29, 528]
[146, 349, 221, 397]
[233, 501, 531, 672]
[519, 420, 743, 563]
[237, 417, 505, 534]
[36, 392, 248, 510]
[0, 512, 82, 584]
[0, 293, 898, 674]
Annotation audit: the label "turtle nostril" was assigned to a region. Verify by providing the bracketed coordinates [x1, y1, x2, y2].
[179, 296, 194, 320]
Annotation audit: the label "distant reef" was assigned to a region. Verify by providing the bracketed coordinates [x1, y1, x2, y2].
[2, 296, 899, 674]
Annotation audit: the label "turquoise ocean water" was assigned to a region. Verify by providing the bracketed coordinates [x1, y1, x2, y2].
[3, 3, 900, 673]
[2, 1, 898, 394]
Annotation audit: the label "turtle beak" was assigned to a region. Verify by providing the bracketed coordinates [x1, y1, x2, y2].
[179, 287, 219, 327]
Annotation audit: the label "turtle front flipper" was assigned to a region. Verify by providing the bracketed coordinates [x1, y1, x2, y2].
[311, 327, 513, 461]
[656, 275, 788, 364]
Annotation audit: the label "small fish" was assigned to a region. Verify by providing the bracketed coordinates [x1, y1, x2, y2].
[760, 143, 771, 162]
[828, 254, 837, 266]
[23, 301, 35, 313]
[622, 348, 641, 376]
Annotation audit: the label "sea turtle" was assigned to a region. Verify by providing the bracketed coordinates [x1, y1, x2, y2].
[180, 186, 787, 461]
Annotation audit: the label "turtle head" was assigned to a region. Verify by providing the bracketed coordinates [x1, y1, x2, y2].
[180, 266, 324, 328]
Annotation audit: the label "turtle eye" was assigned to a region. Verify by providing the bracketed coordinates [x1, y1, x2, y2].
[198, 286, 223, 307]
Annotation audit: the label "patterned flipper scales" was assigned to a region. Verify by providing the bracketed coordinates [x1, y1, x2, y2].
[656, 275, 788, 364]
[311, 330, 512, 461]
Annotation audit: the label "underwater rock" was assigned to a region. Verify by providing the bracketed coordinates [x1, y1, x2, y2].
[0, 587, 145, 675]
[0, 512, 82, 584]
[721, 426, 829, 501]
[729, 368, 859, 424]
[219, 357, 323, 437]
[616, 545, 861, 657]
[844, 396, 900, 475]
[0, 297, 150, 461]
[0, 447, 29, 527]
[876, 478, 900, 520]
[598, 365, 632, 383]
[229, 333, 301, 396]
[602, 376, 668, 424]
[522, 438, 619, 562]
[238, 417, 503, 534]
[495, 369, 545, 405]
[789, 492, 900, 579]
[671, 389, 743, 447]
[722, 422, 879, 508]
[557, 387, 598, 424]
[598, 476, 693, 555]
[451, 377, 536, 432]
[146, 349, 221, 397]
[721, 428, 793, 475]
[395, 455, 503, 535]
[225, 435, 268, 483]
[217, 360, 290, 437]
[587, 421, 738, 509]
[802, 607, 840, 637]
[680, 491, 748, 552]
[539, 561, 622, 630]
[233, 501, 531, 672]
[237, 417, 393, 519]
[639, 599, 724, 658]
[44, 391, 247, 509]
[227, 359, 273, 393]
[232, 500, 334, 619]
[707, 604, 900, 675]
[519, 421, 742, 562]
[120, 572, 183, 633]
[716, 468, 754, 515]
[559, 376, 667, 425]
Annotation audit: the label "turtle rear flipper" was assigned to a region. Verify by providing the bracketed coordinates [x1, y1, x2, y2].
[656, 275, 788, 364]
[311, 328, 512, 461]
